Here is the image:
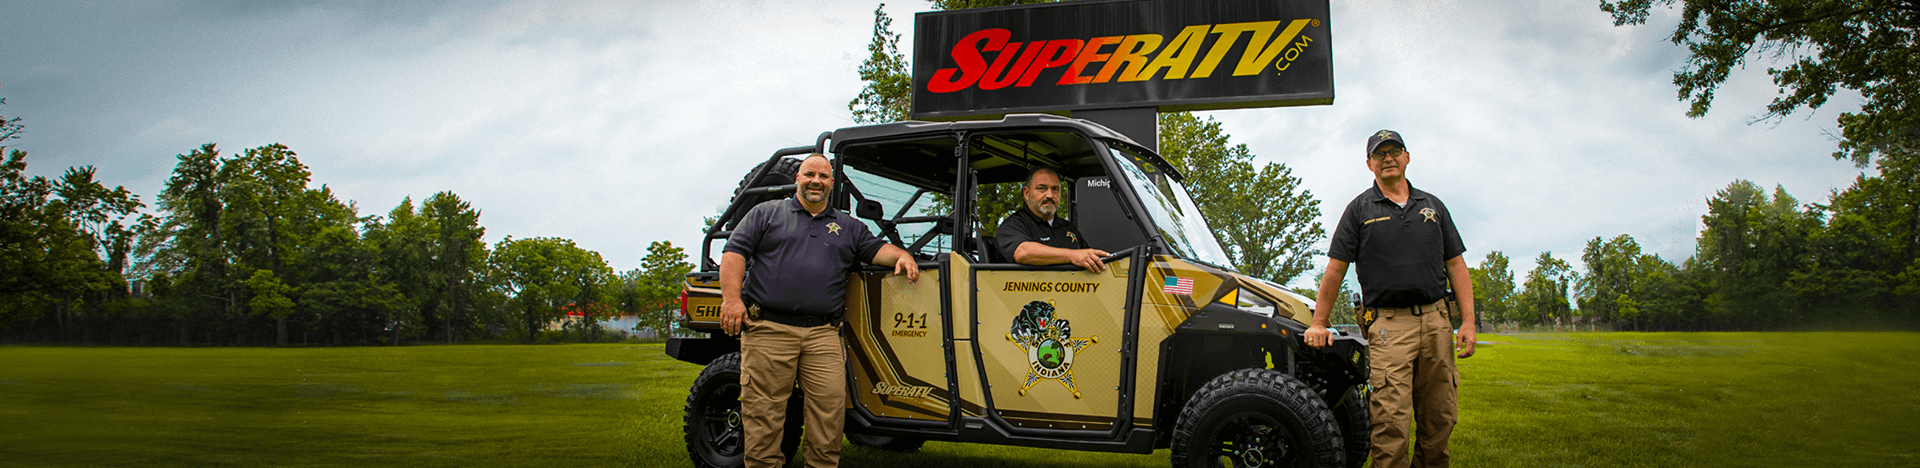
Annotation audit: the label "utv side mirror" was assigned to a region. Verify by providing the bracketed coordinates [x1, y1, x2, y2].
[856, 199, 885, 221]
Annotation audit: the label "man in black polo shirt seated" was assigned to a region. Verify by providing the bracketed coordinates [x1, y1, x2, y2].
[995, 166, 1110, 272]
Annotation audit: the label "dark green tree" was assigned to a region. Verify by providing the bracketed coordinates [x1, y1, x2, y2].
[1578, 235, 1647, 329]
[243, 269, 295, 331]
[488, 237, 615, 342]
[627, 241, 694, 336]
[220, 144, 330, 345]
[1601, 0, 1919, 167]
[850, 3, 913, 125]
[1, 153, 125, 331]
[292, 200, 402, 346]
[139, 143, 355, 345]
[1, 101, 145, 336]
[140, 144, 230, 345]
[1791, 148, 1920, 325]
[362, 191, 489, 344]
[364, 197, 436, 344]
[1469, 251, 1516, 327]
[1631, 256, 1708, 331]
[1695, 180, 1817, 329]
[422, 192, 486, 343]
[1517, 252, 1574, 327]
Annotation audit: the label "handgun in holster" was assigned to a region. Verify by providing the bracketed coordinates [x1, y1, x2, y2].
[1443, 290, 1460, 324]
[1354, 294, 1375, 332]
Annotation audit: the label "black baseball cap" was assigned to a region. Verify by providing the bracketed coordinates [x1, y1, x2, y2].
[1366, 129, 1405, 154]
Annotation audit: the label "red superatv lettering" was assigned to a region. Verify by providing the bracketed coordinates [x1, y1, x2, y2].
[926, 20, 1314, 94]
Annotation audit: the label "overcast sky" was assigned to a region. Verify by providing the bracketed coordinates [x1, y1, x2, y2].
[0, 0, 1869, 289]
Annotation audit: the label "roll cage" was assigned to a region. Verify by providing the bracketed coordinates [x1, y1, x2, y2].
[695, 114, 1198, 273]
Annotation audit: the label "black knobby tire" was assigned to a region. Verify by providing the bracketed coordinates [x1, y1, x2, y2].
[682, 352, 804, 468]
[1329, 387, 1369, 468]
[846, 433, 926, 452]
[1170, 368, 1345, 468]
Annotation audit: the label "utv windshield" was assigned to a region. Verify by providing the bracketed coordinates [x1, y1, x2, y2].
[1105, 142, 1235, 269]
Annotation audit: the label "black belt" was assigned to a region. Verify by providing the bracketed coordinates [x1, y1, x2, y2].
[1376, 300, 1446, 317]
[752, 304, 842, 328]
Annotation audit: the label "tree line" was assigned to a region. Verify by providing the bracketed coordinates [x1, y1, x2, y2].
[1, 102, 693, 346]
[1470, 167, 1920, 331]
[1463, 0, 1920, 332]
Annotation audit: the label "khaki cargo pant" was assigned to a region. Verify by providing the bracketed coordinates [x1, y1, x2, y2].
[1365, 299, 1458, 468]
[740, 319, 847, 468]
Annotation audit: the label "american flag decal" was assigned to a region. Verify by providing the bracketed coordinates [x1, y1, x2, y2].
[1163, 276, 1194, 295]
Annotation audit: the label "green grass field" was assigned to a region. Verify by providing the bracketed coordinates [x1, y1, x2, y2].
[2, 332, 1915, 467]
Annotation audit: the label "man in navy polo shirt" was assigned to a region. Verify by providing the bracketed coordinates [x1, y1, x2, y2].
[995, 166, 1110, 271]
[1304, 130, 1477, 468]
[719, 154, 920, 468]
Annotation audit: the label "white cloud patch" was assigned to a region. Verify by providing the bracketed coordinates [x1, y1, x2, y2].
[0, 0, 1872, 282]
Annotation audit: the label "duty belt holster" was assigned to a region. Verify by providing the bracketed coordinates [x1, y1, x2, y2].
[1444, 293, 1459, 322]
[1353, 294, 1375, 331]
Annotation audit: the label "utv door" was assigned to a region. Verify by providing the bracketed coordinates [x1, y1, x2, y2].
[966, 255, 1142, 436]
[955, 131, 1154, 448]
[837, 149, 964, 438]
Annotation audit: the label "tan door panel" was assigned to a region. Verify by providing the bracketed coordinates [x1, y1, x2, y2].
[847, 267, 949, 421]
[972, 260, 1131, 431]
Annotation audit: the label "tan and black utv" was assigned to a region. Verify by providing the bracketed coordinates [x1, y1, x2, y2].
[666, 114, 1369, 468]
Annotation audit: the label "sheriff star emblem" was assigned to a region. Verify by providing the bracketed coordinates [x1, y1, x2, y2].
[1420, 207, 1437, 222]
[826, 222, 843, 235]
[1006, 301, 1098, 399]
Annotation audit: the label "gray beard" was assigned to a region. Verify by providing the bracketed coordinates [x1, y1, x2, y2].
[802, 185, 829, 203]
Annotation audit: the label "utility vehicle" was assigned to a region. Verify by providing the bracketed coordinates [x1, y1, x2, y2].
[667, 114, 1369, 468]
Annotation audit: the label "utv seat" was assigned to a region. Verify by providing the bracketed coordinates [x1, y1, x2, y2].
[979, 234, 1007, 264]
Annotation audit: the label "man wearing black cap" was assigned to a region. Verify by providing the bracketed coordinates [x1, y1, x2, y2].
[719, 153, 921, 468]
[1304, 130, 1477, 468]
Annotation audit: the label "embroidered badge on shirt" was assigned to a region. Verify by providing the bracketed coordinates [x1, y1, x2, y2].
[826, 222, 843, 235]
[1420, 207, 1437, 222]
[1066, 231, 1078, 243]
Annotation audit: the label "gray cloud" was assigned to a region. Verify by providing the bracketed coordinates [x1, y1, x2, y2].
[1219, 0, 1864, 281]
[0, 0, 1868, 285]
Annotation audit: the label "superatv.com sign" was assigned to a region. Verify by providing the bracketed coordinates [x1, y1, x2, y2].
[912, 0, 1333, 119]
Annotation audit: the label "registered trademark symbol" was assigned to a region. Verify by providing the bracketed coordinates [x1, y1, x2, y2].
[1312, 20, 1321, 27]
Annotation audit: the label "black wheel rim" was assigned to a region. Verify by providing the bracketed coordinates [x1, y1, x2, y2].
[1204, 411, 1300, 468]
[696, 381, 745, 458]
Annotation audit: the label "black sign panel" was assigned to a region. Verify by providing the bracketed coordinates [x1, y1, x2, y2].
[911, 0, 1332, 119]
